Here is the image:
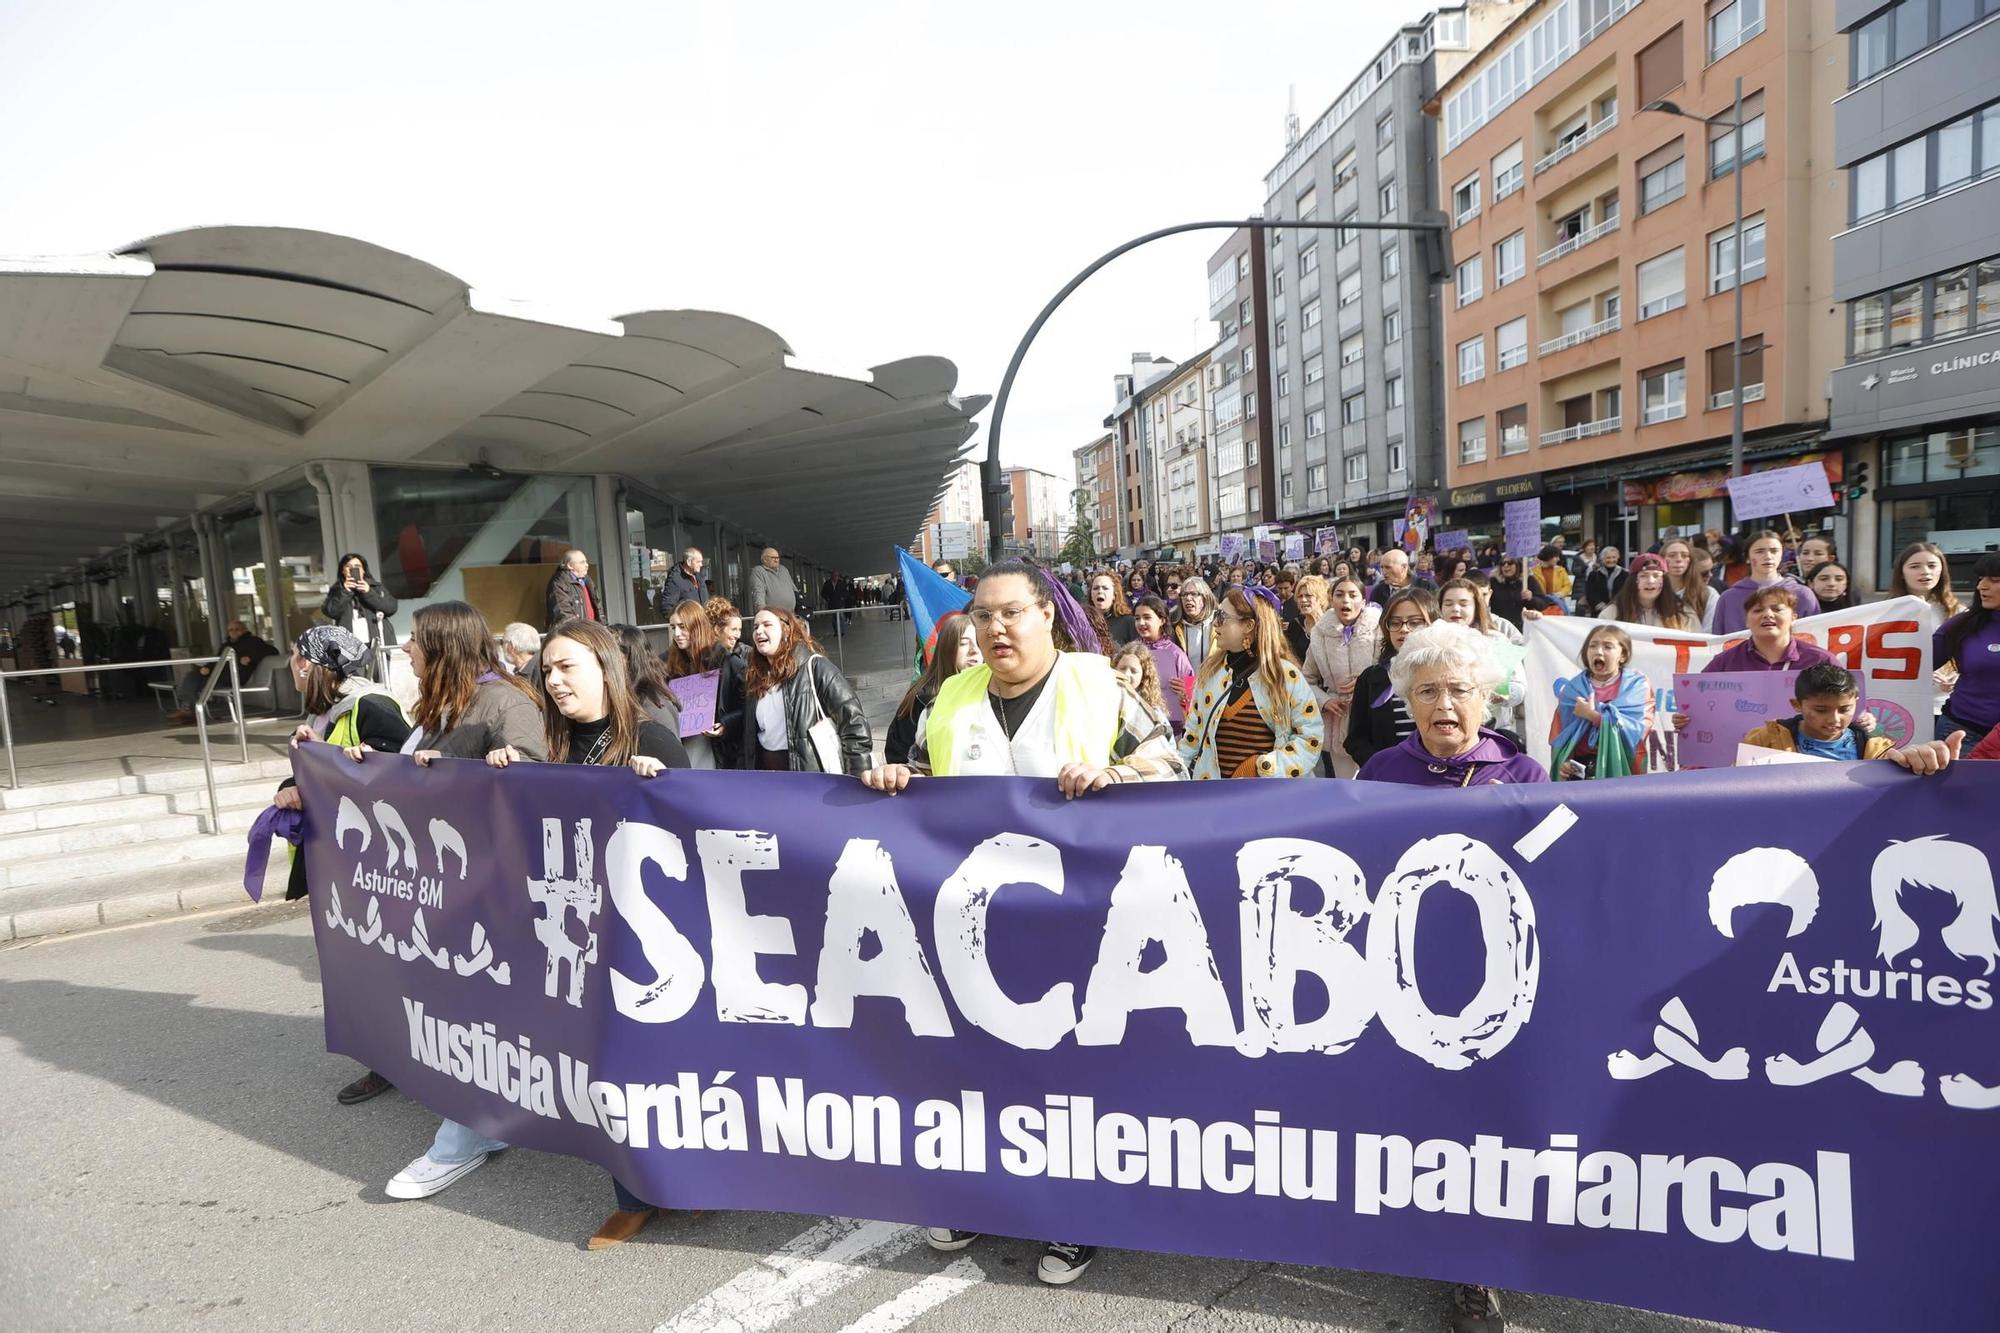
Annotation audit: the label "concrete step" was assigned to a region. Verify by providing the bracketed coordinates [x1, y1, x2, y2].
[0, 774, 144, 811]
[0, 812, 205, 865]
[168, 780, 279, 815]
[0, 756, 292, 811]
[136, 757, 293, 794]
[0, 824, 252, 890]
[2, 849, 292, 941]
[0, 792, 175, 835]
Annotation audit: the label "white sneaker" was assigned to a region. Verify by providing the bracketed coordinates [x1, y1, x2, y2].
[385, 1151, 490, 1199]
[925, 1227, 981, 1251]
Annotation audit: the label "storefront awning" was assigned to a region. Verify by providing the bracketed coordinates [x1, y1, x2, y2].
[0, 226, 986, 594]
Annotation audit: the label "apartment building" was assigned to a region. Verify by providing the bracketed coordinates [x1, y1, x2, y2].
[1825, 0, 2000, 588]
[1072, 432, 1118, 555]
[1002, 465, 1069, 560]
[1260, 4, 1522, 548]
[1205, 228, 1277, 547]
[912, 460, 986, 565]
[1103, 354, 1180, 551]
[1435, 0, 1848, 557]
[1146, 350, 1217, 552]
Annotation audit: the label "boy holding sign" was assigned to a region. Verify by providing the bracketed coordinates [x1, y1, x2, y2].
[1741, 663, 1962, 772]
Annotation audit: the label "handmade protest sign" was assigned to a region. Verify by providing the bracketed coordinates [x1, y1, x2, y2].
[1726, 461, 1834, 523]
[1283, 533, 1306, 562]
[296, 748, 2000, 1331]
[1671, 670, 1854, 770]
[666, 670, 720, 737]
[1220, 534, 1245, 562]
[1433, 529, 1470, 556]
[1523, 598, 1929, 771]
[1315, 527, 1340, 555]
[1502, 498, 1542, 558]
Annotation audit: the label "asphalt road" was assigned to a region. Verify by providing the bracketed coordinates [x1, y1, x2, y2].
[0, 904, 1751, 1333]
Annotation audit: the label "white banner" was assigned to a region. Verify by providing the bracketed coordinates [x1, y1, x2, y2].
[1521, 596, 1935, 769]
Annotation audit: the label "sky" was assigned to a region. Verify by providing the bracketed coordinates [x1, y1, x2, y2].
[0, 0, 1441, 489]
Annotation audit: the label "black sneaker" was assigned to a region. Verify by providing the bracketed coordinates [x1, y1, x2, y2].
[923, 1228, 980, 1252]
[1036, 1241, 1097, 1285]
[336, 1071, 394, 1105]
[1450, 1283, 1504, 1333]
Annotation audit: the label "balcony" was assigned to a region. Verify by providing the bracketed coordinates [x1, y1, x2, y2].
[1540, 415, 1622, 446]
[1538, 216, 1619, 267]
[1534, 110, 1618, 176]
[1539, 313, 1620, 355]
[1708, 382, 1766, 410]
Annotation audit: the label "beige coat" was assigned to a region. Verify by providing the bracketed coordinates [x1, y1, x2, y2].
[1304, 605, 1383, 777]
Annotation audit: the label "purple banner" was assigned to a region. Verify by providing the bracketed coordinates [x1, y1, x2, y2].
[295, 749, 2000, 1331]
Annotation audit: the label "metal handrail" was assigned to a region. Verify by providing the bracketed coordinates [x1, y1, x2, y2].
[0, 654, 250, 831]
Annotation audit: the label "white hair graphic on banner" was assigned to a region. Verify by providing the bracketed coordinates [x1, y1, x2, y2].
[321, 797, 509, 986]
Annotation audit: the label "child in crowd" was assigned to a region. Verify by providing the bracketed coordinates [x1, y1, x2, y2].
[1132, 596, 1195, 731]
[1742, 662, 1965, 773]
[1110, 639, 1171, 728]
[1550, 623, 1655, 779]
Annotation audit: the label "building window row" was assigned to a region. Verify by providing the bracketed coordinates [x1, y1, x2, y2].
[1707, 90, 1765, 178]
[1850, 100, 2000, 225]
[1706, 0, 1765, 63]
[1885, 424, 2000, 484]
[1849, 254, 2000, 357]
[1708, 214, 1767, 293]
[1639, 138, 1687, 213]
[1852, 0, 1999, 87]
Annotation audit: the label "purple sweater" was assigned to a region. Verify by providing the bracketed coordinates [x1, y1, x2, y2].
[1713, 575, 1821, 635]
[1938, 613, 2000, 729]
[1703, 637, 1835, 674]
[1358, 728, 1549, 787]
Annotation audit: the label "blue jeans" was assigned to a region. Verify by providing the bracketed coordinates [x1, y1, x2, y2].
[430, 1118, 507, 1164]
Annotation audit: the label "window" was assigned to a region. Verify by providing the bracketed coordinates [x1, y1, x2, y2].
[1378, 112, 1396, 146]
[1639, 139, 1686, 213]
[1278, 422, 1291, 447]
[1708, 91, 1765, 177]
[1282, 476, 1294, 501]
[1895, 0, 1929, 62]
[1340, 334, 1364, 366]
[1343, 455, 1365, 485]
[1305, 355, 1325, 385]
[1273, 270, 1285, 297]
[1384, 310, 1402, 343]
[1305, 410, 1326, 437]
[1297, 184, 1319, 220]
[1890, 136, 1927, 209]
[1300, 245, 1319, 276]
[1637, 26, 1685, 107]
[1313, 463, 1332, 491]
[1278, 370, 1291, 398]
[1338, 273, 1362, 308]
[1385, 375, 1404, 408]
[1244, 392, 1257, 419]
[1498, 405, 1528, 454]
[1239, 298, 1252, 324]
[1641, 362, 1688, 423]
[1276, 318, 1287, 346]
[1459, 417, 1488, 464]
[1853, 155, 1887, 221]
[1389, 439, 1405, 473]
[1455, 254, 1484, 306]
[1341, 392, 1367, 425]
[1380, 181, 1398, 215]
[1493, 142, 1524, 200]
[1241, 348, 1255, 373]
[1638, 248, 1687, 319]
[1246, 439, 1257, 466]
[1337, 211, 1359, 249]
[1216, 439, 1243, 472]
[1939, 112, 1974, 191]
[1706, 0, 1763, 61]
[1238, 252, 1250, 279]
[1495, 231, 1525, 286]
[1302, 300, 1322, 330]
[1852, 292, 1887, 356]
[1333, 150, 1357, 187]
[1497, 317, 1528, 370]
[1941, 0, 1978, 39]
[1983, 105, 2000, 176]
[1981, 259, 2000, 327]
[1708, 214, 1766, 293]
[1458, 335, 1487, 384]
[1889, 282, 1924, 347]
[1851, 9, 1890, 83]
[1382, 246, 1400, 281]
[1453, 174, 1482, 226]
[1707, 335, 1766, 404]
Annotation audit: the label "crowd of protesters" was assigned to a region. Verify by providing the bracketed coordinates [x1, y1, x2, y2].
[260, 523, 1994, 1333]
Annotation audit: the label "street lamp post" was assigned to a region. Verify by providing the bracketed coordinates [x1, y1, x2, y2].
[978, 215, 1449, 562]
[1644, 77, 1747, 479]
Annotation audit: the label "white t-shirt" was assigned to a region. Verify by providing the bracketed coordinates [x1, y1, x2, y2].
[755, 689, 789, 749]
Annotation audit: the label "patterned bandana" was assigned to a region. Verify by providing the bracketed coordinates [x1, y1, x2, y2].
[295, 624, 370, 677]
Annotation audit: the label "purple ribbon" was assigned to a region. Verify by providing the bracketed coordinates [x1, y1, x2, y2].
[244, 804, 303, 903]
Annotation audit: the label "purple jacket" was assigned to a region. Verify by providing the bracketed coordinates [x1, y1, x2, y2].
[1712, 575, 1820, 635]
[1703, 636, 1835, 674]
[1357, 727, 1549, 787]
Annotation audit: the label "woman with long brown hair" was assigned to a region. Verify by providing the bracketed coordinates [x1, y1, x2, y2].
[405, 601, 544, 761]
[1895, 540, 1968, 730]
[1087, 571, 1135, 649]
[741, 608, 871, 774]
[885, 612, 980, 765]
[1661, 537, 1717, 629]
[614, 622, 681, 733]
[667, 598, 743, 768]
[1178, 587, 1323, 779]
[479, 617, 688, 1248]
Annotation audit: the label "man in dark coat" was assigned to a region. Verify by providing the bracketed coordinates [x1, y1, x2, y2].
[171, 620, 279, 721]
[545, 549, 601, 628]
[656, 547, 708, 619]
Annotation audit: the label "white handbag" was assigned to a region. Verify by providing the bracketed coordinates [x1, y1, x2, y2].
[802, 655, 844, 773]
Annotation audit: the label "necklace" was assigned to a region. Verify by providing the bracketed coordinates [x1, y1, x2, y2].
[995, 690, 1027, 739]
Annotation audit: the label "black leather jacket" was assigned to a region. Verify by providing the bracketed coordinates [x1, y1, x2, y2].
[322, 578, 399, 646]
[740, 648, 871, 775]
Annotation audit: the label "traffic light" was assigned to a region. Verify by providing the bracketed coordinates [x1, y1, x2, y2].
[1846, 459, 1870, 501]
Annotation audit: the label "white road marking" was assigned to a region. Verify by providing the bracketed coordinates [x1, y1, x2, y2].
[831, 1257, 984, 1333]
[1513, 804, 1578, 863]
[653, 1218, 924, 1333]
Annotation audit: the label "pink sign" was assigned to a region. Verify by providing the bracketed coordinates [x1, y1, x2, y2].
[1672, 670, 1865, 769]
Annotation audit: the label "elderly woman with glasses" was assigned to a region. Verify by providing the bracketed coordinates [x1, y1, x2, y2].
[1358, 621, 1549, 788]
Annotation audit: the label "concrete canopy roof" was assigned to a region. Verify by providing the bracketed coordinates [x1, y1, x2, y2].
[0, 226, 986, 596]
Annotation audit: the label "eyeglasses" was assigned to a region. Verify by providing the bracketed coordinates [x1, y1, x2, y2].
[1212, 612, 1251, 625]
[1385, 617, 1430, 631]
[1411, 682, 1481, 706]
[969, 603, 1040, 628]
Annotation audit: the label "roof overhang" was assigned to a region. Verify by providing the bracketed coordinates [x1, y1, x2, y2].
[0, 226, 986, 594]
